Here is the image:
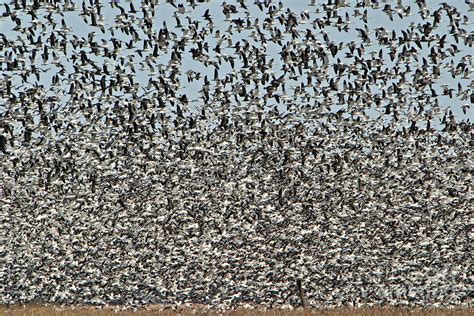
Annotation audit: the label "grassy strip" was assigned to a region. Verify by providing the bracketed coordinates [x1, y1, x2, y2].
[1, 305, 473, 316]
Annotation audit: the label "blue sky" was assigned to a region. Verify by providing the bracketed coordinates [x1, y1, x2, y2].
[0, 0, 472, 131]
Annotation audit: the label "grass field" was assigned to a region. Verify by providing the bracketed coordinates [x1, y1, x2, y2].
[1, 305, 473, 316]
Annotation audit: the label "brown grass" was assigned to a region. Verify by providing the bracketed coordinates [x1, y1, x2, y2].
[1, 305, 473, 316]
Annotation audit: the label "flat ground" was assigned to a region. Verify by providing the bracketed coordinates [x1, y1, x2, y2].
[1, 306, 473, 316]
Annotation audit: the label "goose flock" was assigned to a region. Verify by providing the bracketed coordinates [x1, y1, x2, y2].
[1, 0, 473, 310]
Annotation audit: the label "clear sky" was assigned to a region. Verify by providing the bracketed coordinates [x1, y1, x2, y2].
[0, 0, 472, 130]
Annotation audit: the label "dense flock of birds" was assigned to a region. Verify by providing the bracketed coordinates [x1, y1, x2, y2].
[1, 0, 473, 310]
